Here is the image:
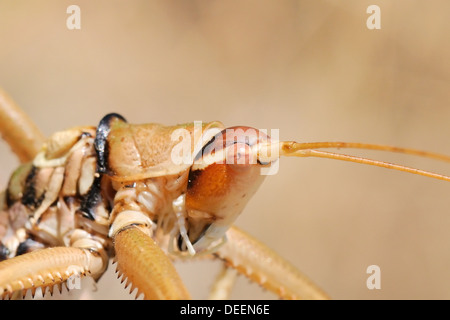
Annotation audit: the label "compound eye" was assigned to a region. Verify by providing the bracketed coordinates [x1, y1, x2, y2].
[194, 125, 271, 167]
[226, 142, 255, 165]
[224, 126, 263, 147]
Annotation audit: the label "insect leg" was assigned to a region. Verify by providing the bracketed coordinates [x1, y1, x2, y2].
[208, 264, 237, 300]
[216, 226, 329, 300]
[0, 87, 45, 163]
[0, 246, 106, 299]
[113, 225, 191, 300]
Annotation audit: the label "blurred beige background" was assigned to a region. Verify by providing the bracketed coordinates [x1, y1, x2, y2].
[1, 0, 450, 299]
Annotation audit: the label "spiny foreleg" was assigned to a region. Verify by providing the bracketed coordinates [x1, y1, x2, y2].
[113, 225, 191, 300]
[0, 246, 107, 299]
[216, 226, 329, 300]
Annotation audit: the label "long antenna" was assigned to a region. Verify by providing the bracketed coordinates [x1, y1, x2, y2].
[257, 141, 450, 182]
[282, 141, 450, 163]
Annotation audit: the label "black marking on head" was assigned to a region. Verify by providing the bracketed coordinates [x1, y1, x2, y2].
[15, 238, 45, 256]
[20, 166, 44, 209]
[0, 242, 9, 261]
[79, 176, 103, 221]
[187, 167, 203, 189]
[194, 132, 220, 162]
[94, 113, 127, 174]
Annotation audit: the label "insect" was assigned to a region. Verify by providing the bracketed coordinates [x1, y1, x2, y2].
[1, 87, 450, 300]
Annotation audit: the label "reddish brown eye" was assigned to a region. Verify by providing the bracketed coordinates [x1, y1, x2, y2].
[224, 126, 261, 147]
[226, 143, 254, 165]
[196, 125, 270, 164]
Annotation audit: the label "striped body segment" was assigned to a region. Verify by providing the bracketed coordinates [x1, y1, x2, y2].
[0, 126, 111, 260]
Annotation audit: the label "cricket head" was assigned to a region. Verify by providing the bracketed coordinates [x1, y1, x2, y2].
[177, 124, 450, 255]
[181, 126, 278, 253]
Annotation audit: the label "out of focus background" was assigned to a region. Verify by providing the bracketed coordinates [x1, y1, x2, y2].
[1, 0, 450, 299]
